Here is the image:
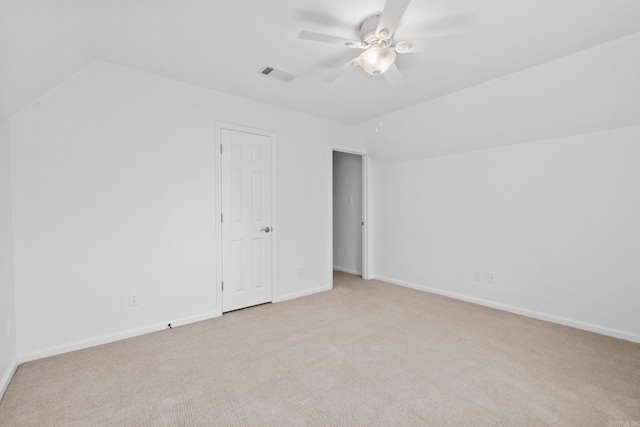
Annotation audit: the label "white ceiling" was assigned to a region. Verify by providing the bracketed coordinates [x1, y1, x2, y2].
[93, 0, 640, 125]
[3, 0, 640, 125]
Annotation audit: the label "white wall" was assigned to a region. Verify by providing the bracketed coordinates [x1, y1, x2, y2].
[333, 151, 362, 275]
[0, 0, 94, 394]
[0, 119, 17, 398]
[372, 126, 640, 341]
[10, 61, 361, 359]
[360, 31, 640, 342]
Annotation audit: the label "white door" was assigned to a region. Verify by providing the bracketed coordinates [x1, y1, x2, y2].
[221, 128, 273, 312]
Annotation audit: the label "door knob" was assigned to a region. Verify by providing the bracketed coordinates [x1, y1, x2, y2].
[260, 226, 271, 233]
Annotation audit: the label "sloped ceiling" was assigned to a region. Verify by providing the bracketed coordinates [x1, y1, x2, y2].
[355, 32, 640, 162]
[0, 0, 95, 119]
[2, 0, 640, 125]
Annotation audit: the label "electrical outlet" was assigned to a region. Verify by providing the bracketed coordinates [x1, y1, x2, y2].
[129, 292, 139, 306]
[474, 270, 482, 281]
[488, 272, 497, 284]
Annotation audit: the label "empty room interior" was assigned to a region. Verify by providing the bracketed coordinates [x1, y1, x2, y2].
[1, 0, 639, 425]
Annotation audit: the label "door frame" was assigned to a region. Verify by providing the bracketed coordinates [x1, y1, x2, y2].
[329, 144, 371, 280]
[215, 122, 277, 314]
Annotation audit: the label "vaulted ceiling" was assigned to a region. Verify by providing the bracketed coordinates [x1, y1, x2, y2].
[2, 0, 640, 124]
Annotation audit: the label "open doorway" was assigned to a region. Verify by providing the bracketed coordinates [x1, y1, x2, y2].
[331, 147, 368, 280]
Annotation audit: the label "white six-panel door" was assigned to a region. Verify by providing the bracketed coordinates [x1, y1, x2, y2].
[221, 128, 273, 312]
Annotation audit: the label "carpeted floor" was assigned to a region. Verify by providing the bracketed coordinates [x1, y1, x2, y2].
[1, 272, 639, 426]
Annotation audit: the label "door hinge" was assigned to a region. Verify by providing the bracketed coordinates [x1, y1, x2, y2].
[220, 145, 223, 154]
[362, 221, 364, 226]
[221, 213, 223, 222]
[222, 282, 224, 291]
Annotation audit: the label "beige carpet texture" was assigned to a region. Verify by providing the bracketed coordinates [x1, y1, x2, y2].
[1, 272, 639, 426]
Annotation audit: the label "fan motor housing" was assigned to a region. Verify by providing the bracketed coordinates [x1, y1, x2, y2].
[360, 14, 382, 45]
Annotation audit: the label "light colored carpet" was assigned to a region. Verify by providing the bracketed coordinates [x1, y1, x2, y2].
[1, 272, 639, 426]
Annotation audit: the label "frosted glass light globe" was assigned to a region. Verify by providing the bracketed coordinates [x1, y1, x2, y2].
[358, 43, 396, 75]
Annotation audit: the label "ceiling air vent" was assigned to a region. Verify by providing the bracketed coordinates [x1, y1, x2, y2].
[259, 66, 295, 82]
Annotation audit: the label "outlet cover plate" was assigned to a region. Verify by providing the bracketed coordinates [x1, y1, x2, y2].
[129, 292, 139, 306]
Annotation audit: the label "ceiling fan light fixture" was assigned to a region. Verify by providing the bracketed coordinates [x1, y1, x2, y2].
[358, 43, 397, 76]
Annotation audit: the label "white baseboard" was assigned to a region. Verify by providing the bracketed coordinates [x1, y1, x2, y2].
[0, 357, 18, 403]
[373, 275, 640, 344]
[273, 284, 332, 303]
[333, 266, 362, 276]
[18, 311, 220, 364]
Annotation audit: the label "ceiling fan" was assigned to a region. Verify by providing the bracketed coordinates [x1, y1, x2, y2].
[298, 0, 465, 88]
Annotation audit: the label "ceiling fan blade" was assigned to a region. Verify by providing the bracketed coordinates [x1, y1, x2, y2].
[383, 63, 404, 89]
[299, 31, 362, 48]
[322, 58, 360, 82]
[376, 0, 412, 38]
[394, 33, 464, 53]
